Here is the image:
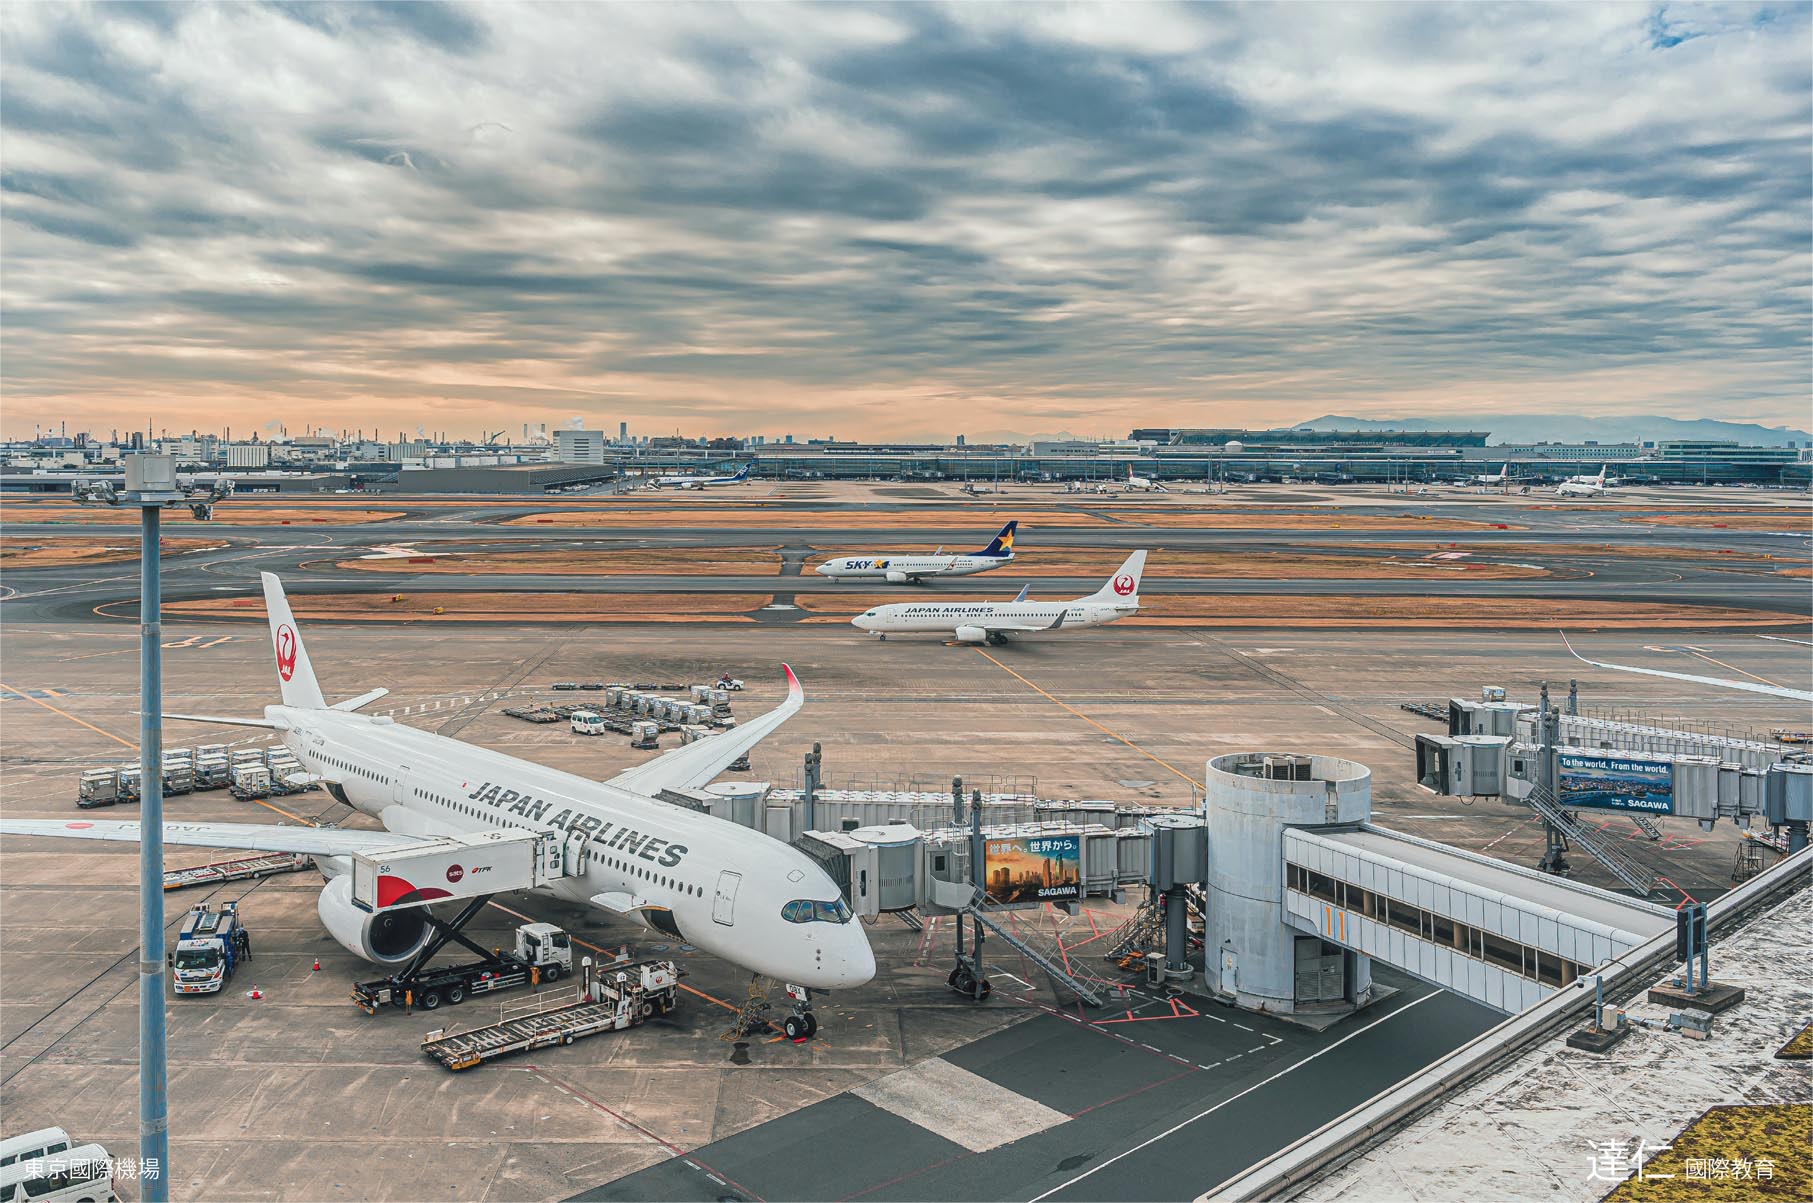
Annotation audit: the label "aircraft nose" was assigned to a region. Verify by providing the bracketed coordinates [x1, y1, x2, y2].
[843, 931, 877, 986]
[851, 612, 873, 630]
[814, 563, 831, 576]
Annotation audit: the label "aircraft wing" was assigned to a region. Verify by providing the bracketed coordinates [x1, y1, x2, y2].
[606, 665, 804, 795]
[1561, 634, 1813, 702]
[979, 616, 1066, 633]
[0, 818, 415, 857]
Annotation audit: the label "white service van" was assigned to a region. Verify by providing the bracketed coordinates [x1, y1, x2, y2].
[0, 1131, 70, 1172]
[0, 1142, 116, 1203]
[570, 711, 607, 736]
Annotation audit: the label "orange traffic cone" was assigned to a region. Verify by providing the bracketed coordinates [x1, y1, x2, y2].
[312, 958, 321, 972]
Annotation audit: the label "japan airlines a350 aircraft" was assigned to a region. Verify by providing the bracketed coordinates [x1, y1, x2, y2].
[814, 521, 1018, 584]
[852, 550, 1146, 644]
[0, 573, 873, 1037]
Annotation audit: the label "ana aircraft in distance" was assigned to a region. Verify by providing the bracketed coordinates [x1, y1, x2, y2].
[1556, 465, 1610, 498]
[652, 464, 752, 489]
[1125, 465, 1166, 492]
[815, 521, 1018, 584]
[852, 550, 1147, 644]
[0, 573, 871, 1039]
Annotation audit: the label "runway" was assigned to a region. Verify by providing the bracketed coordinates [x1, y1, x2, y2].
[3, 489, 1808, 627]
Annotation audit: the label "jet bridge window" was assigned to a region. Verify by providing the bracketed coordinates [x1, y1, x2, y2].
[781, 899, 852, 924]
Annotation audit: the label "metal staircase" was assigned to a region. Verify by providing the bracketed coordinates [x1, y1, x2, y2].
[1628, 812, 1664, 841]
[1102, 895, 1164, 961]
[1525, 783, 1660, 897]
[968, 902, 1103, 1007]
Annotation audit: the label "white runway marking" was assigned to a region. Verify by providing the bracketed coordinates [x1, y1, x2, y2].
[854, 1056, 1068, 1153]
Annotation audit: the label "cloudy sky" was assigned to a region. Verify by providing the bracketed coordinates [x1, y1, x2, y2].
[2, 2, 1807, 442]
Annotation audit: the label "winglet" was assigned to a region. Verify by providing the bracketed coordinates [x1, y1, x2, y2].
[782, 662, 802, 701]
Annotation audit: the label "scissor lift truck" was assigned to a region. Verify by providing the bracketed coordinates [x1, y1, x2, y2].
[420, 957, 681, 1071]
[352, 920, 574, 1014]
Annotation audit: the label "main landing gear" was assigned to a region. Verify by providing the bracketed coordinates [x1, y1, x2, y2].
[782, 982, 820, 1040]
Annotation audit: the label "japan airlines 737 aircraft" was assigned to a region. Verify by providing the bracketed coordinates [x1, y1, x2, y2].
[0, 574, 873, 1036]
[852, 550, 1146, 644]
[651, 464, 751, 489]
[814, 521, 1018, 584]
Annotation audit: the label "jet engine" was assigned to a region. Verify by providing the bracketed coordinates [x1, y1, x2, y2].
[316, 874, 432, 965]
[885, 570, 910, 584]
[954, 625, 989, 644]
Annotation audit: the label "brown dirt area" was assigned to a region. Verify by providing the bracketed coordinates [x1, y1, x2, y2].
[1326, 541, 1807, 565]
[331, 548, 783, 575]
[1102, 510, 1515, 530]
[811, 547, 1548, 580]
[502, 508, 1115, 529]
[1625, 513, 1813, 532]
[796, 593, 1799, 628]
[2, 503, 403, 525]
[160, 591, 767, 622]
[0, 535, 227, 568]
[1602, 1104, 1809, 1201]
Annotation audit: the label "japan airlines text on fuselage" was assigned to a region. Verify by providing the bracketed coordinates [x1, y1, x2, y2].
[816, 521, 1017, 584]
[853, 550, 1146, 643]
[280, 707, 872, 988]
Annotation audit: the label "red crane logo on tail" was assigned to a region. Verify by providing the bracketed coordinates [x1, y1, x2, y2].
[1112, 574, 1135, 596]
[275, 624, 298, 682]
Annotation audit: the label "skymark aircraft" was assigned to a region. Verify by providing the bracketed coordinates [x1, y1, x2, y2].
[814, 521, 1018, 584]
[1556, 465, 1610, 498]
[852, 550, 1146, 643]
[1, 573, 872, 1039]
[651, 464, 751, 489]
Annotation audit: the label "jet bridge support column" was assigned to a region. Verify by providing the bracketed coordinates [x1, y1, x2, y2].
[1537, 684, 1571, 876]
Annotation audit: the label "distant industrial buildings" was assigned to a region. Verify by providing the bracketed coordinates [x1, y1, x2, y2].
[2, 421, 1806, 494]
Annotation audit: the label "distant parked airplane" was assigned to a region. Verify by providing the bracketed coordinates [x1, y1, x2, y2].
[1556, 466, 1609, 498]
[1125, 466, 1165, 493]
[652, 465, 752, 490]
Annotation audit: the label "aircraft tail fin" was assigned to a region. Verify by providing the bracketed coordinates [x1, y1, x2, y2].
[260, 572, 328, 709]
[1085, 550, 1147, 602]
[975, 520, 1018, 557]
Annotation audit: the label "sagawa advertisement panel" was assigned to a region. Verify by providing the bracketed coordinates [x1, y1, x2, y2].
[983, 834, 1081, 904]
[1556, 752, 1673, 814]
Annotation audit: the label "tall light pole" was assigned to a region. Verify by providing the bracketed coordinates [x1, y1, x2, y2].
[73, 456, 232, 1202]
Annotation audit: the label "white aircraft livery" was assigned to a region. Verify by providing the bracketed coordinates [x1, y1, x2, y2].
[1556, 465, 1608, 498]
[1, 573, 872, 1037]
[1125, 465, 1165, 492]
[653, 464, 751, 489]
[815, 521, 1017, 584]
[852, 550, 1147, 643]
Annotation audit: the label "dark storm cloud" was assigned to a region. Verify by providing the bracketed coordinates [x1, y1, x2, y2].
[1, 1, 1808, 434]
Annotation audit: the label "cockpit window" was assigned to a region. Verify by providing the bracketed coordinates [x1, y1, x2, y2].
[781, 898, 852, 924]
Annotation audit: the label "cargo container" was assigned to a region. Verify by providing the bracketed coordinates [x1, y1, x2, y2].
[78, 770, 119, 809]
[350, 829, 564, 913]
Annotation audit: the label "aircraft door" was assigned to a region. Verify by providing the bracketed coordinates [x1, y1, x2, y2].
[713, 871, 741, 926]
[392, 764, 410, 805]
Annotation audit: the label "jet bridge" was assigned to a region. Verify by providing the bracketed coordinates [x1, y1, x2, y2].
[1281, 824, 1672, 1014]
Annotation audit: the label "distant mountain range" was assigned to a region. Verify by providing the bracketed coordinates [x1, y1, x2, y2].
[1295, 413, 1809, 447]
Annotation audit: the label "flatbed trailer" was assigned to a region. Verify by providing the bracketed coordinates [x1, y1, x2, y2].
[163, 852, 313, 890]
[420, 958, 680, 1071]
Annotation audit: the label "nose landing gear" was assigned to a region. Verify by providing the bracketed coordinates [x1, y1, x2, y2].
[782, 982, 819, 1040]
